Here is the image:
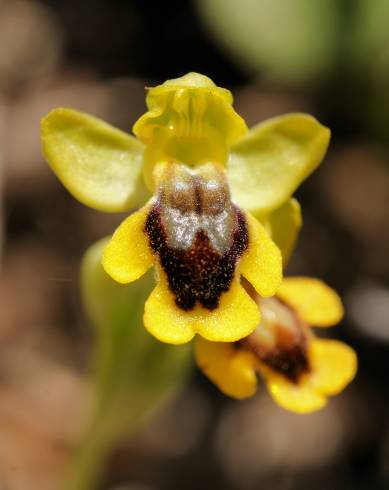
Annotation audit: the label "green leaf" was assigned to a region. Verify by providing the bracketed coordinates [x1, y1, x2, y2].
[259, 198, 302, 265]
[228, 113, 330, 215]
[66, 238, 192, 490]
[41, 108, 150, 213]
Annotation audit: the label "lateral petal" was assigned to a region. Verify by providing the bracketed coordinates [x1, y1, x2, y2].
[259, 198, 302, 265]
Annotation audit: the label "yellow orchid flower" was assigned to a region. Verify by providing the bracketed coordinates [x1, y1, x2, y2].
[41, 73, 330, 345]
[195, 277, 357, 413]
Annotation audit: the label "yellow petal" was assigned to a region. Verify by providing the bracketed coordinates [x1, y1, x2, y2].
[309, 339, 357, 395]
[265, 371, 327, 413]
[239, 212, 282, 297]
[276, 277, 344, 327]
[143, 266, 260, 344]
[259, 198, 302, 265]
[41, 108, 149, 212]
[102, 204, 153, 284]
[228, 113, 330, 215]
[195, 337, 258, 399]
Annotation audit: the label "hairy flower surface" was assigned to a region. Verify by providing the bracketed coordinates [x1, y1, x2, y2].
[41, 73, 330, 344]
[102, 161, 281, 344]
[195, 277, 357, 413]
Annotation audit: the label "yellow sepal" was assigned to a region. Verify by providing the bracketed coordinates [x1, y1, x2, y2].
[228, 113, 330, 215]
[133, 73, 248, 188]
[134, 72, 247, 146]
[41, 108, 149, 212]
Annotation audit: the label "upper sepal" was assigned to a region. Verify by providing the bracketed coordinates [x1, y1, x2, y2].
[134, 73, 247, 147]
[134, 73, 248, 186]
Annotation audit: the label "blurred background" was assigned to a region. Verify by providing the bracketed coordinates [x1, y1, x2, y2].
[1, 0, 389, 489]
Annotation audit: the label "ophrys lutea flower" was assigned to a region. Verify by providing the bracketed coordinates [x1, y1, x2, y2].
[41, 73, 330, 345]
[195, 277, 357, 413]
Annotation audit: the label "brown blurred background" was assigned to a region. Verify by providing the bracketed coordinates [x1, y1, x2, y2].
[1, 0, 389, 489]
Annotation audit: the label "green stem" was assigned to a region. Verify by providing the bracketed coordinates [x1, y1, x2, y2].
[64, 423, 111, 490]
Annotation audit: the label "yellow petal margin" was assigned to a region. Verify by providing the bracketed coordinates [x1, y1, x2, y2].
[41, 108, 149, 212]
[102, 204, 153, 284]
[258, 337, 357, 414]
[239, 212, 282, 298]
[309, 339, 357, 395]
[228, 113, 330, 215]
[264, 368, 327, 414]
[195, 338, 258, 399]
[276, 277, 344, 327]
[144, 266, 260, 344]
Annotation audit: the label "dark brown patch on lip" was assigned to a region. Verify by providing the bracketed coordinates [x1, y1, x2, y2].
[145, 202, 248, 311]
[247, 333, 310, 383]
[240, 297, 311, 383]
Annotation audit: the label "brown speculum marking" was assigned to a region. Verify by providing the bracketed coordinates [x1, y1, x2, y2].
[247, 332, 310, 383]
[144, 163, 248, 311]
[240, 297, 311, 383]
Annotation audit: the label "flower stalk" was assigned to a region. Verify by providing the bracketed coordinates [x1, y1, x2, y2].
[64, 239, 191, 490]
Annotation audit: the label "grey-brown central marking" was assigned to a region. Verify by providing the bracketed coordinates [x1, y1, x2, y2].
[144, 164, 248, 311]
